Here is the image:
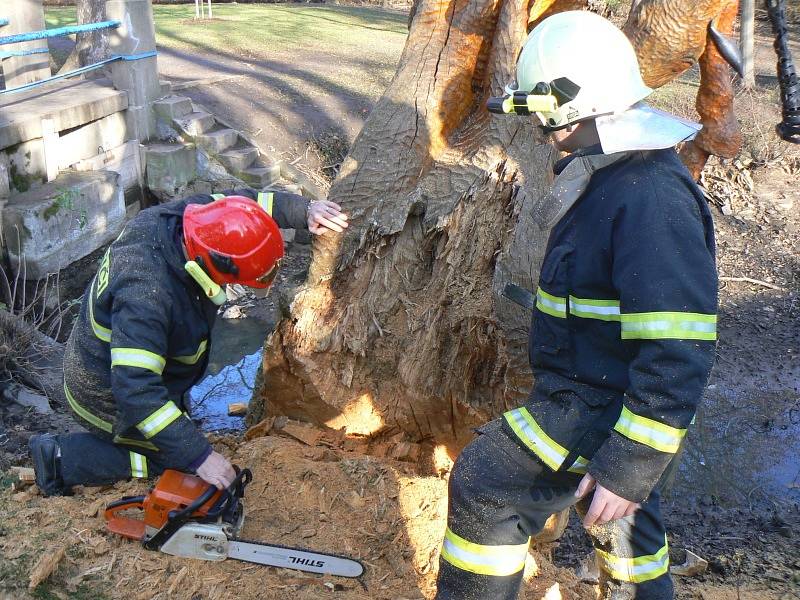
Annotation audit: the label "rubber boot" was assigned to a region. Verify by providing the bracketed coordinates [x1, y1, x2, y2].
[29, 433, 71, 497]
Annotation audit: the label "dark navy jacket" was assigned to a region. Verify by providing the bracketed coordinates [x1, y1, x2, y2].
[503, 148, 717, 502]
[63, 189, 307, 470]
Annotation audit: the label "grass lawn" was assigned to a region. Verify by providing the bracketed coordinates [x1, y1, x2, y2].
[45, 3, 407, 53]
[45, 3, 408, 100]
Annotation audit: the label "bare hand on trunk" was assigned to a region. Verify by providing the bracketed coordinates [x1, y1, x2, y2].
[308, 200, 349, 235]
[196, 451, 236, 489]
[576, 473, 639, 527]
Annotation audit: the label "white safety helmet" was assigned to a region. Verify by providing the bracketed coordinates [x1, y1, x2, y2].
[488, 11, 653, 130]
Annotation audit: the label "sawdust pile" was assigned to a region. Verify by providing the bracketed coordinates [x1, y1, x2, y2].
[0, 426, 595, 600]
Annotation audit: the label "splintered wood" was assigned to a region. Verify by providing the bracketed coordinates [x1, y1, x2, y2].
[28, 544, 67, 590]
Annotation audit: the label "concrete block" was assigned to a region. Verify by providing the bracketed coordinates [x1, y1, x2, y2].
[240, 161, 282, 188]
[3, 0, 51, 89]
[0, 78, 128, 150]
[105, 0, 157, 55]
[153, 96, 193, 121]
[196, 129, 238, 154]
[159, 80, 172, 97]
[219, 147, 258, 173]
[109, 57, 162, 107]
[2, 139, 47, 194]
[0, 163, 9, 200]
[3, 170, 126, 279]
[124, 105, 156, 143]
[176, 112, 215, 137]
[145, 143, 196, 196]
[71, 140, 143, 196]
[57, 112, 128, 171]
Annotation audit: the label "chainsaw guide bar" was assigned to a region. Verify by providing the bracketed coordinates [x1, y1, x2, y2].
[105, 467, 364, 579]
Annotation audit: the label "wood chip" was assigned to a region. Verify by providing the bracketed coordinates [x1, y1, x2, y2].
[10, 466, 36, 482]
[167, 566, 190, 596]
[281, 422, 322, 446]
[227, 402, 248, 416]
[244, 416, 275, 441]
[390, 442, 421, 462]
[344, 490, 366, 509]
[28, 545, 67, 590]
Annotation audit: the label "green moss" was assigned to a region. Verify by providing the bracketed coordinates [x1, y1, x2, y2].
[8, 162, 32, 193]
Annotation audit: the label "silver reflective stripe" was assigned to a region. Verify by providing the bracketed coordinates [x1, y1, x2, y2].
[137, 400, 184, 439]
[614, 405, 686, 454]
[440, 528, 529, 576]
[568, 296, 620, 321]
[503, 408, 568, 471]
[129, 452, 147, 478]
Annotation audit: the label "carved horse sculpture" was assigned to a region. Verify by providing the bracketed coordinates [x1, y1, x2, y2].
[528, 0, 799, 179]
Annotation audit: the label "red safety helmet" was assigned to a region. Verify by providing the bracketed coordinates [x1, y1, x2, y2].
[183, 196, 284, 289]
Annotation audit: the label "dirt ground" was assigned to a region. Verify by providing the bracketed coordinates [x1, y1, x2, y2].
[2, 5, 800, 600]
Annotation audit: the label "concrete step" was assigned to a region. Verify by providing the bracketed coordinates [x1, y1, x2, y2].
[196, 128, 239, 154]
[175, 111, 215, 137]
[153, 96, 192, 121]
[240, 161, 283, 188]
[219, 146, 259, 173]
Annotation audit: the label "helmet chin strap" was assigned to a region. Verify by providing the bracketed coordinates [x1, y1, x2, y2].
[184, 260, 227, 306]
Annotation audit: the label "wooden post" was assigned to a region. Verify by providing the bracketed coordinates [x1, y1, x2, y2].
[3, 0, 51, 89]
[741, 0, 755, 88]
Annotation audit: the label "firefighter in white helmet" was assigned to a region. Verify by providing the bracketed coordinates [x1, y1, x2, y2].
[437, 11, 716, 600]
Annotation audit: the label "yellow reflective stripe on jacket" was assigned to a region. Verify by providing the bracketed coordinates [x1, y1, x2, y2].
[620, 311, 717, 341]
[568, 296, 620, 321]
[114, 435, 159, 452]
[136, 400, 183, 439]
[440, 527, 530, 577]
[210, 193, 225, 201]
[567, 455, 589, 475]
[503, 407, 568, 470]
[88, 278, 111, 343]
[595, 535, 669, 583]
[129, 452, 148, 478]
[111, 348, 166, 375]
[172, 339, 208, 365]
[64, 382, 112, 433]
[614, 405, 686, 454]
[535, 287, 567, 319]
[257, 192, 274, 216]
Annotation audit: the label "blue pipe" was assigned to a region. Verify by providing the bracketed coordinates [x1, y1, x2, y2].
[0, 18, 9, 27]
[0, 50, 156, 96]
[1, 47, 49, 59]
[0, 20, 120, 46]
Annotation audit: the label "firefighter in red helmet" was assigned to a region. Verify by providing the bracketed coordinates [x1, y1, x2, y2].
[30, 189, 347, 495]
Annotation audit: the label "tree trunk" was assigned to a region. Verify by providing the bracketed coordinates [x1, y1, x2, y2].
[56, 0, 109, 75]
[249, 0, 558, 453]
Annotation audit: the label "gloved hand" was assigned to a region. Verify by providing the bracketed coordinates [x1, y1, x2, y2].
[195, 451, 236, 490]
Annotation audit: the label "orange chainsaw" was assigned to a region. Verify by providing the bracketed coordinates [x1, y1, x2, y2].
[105, 467, 363, 578]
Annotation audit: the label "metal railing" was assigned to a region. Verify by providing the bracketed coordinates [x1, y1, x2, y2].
[0, 20, 120, 46]
[0, 17, 156, 96]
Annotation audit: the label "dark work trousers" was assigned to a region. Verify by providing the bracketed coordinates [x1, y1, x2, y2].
[435, 420, 673, 600]
[58, 432, 169, 487]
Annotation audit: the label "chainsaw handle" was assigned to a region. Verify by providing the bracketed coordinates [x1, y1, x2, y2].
[105, 495, 147, 541]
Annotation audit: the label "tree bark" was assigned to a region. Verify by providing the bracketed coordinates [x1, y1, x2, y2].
[56, 0, 109, 75]
[250, 0, 557, 453]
